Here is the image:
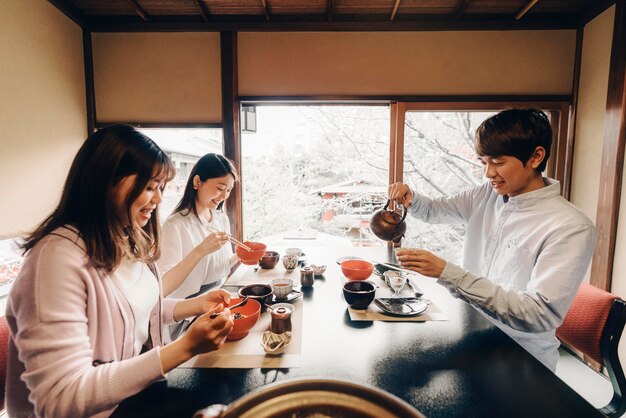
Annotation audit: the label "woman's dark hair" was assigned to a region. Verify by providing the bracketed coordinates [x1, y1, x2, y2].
[475, 108, 552, 173]
[174, 153, 238, 217]
[22, 124, 175, 272]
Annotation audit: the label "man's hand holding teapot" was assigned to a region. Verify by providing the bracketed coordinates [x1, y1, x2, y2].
[389, 182, 413, 208]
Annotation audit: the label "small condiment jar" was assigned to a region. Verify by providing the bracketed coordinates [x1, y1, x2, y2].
[269, 303, 294, 334]
[300, 267, 314, 288]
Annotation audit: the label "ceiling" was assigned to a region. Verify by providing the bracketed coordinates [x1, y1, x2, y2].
[50, 0, 614, 31]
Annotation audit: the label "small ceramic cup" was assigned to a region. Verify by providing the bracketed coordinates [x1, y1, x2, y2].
[282, 254, 299, 270]
[259, 251, 280, 269]
[285, 247, 303, 258]
[271, 278, 294, 299]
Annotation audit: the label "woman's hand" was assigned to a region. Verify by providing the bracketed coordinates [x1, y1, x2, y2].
[196, 232, 230, 257]
[196, 289, 231, 315]
[160, 305, 234, 372]
[395, 248, 446, 278]
[388, 182, 414, 207]
[181, 306, 234, 357]
[173, 289, 231, 321]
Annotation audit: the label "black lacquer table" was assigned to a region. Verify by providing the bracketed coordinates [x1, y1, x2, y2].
[113, 246, 602, 418]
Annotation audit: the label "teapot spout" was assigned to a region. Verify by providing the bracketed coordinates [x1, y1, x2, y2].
[392, 234, 404, 244]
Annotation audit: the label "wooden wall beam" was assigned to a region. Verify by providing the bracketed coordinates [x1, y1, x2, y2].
[191, 0, 210, 22]
[390, 0, 401, 21]
[327, 0, 334, 21]
[515, 0, 539, 20]
[220, 31, 243, 241]
[260, 0, 271, 21]
[454, 0, 472, 20]
[127, 0, 148, 21]
[591, 0, 626, 291]
[48, 0, 85, 27]
[563, 28, 584, 200]
[83, 30, 96, 134]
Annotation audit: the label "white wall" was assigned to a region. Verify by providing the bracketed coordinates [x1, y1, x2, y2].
[238, 31, 576, 95]
[0, 0, 87, 237]
[569, 7, 615, 227]
[92, 32, 222, 123]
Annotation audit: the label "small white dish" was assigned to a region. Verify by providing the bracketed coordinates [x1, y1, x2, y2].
[261, 331, 292, 355]
[310, 264, 327, 275]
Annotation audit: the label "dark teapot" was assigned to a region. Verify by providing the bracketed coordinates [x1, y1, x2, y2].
[369, 200, 407, 243]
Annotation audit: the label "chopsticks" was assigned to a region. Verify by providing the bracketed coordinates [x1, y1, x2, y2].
[205, 224, 252, 252]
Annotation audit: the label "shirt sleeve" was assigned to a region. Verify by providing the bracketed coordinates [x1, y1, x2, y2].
[219, 212, 235, 275]
[9, 239, 165, 418]
[437, 222, 596, 333]
[408, 184, 483, 224]
[162, 297, 182, 324]
[157, 217, 184, 275]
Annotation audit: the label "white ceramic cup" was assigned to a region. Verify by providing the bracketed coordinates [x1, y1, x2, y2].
[271, 278, 294, 299]
[282, 254, 299, 270]
[285, 247, 303, 258]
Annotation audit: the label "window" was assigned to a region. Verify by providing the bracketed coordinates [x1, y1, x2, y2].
[241, 105, 390, 247]
[401, 111, 493, 263]
[0, 236, 23, 313]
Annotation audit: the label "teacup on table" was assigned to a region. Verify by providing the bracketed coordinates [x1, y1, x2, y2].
[285, 247, 303, 258]
[282, 254, 299, 270]
[271, 278, 294, 299]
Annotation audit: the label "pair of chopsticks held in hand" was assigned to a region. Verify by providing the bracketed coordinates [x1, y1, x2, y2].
[205, 224, 252, 252]
[188, 297, 249, 327]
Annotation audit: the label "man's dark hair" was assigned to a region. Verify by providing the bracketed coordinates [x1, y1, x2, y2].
[475, 108, 552, 173]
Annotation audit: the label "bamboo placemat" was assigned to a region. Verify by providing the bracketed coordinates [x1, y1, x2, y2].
[179, 299, 303, 369]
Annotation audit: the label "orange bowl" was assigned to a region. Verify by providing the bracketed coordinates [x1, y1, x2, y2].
[235, 241, 267, 265]
[340, 260, 374, 280]
[228, 297, 261, 341]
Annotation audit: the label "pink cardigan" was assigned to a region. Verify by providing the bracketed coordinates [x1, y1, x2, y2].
[5, 226, 179, 418]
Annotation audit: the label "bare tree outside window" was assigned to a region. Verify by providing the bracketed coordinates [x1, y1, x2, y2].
[402, 112, 493, 262]
[242, 106, 390, 246]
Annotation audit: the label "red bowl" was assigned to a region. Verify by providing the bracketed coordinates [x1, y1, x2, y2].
[340, 260, 374, 280]
[235, 241, 267, 265]
[227, 298, 261, 341]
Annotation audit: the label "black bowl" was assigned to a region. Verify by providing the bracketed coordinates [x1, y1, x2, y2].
[342, 281, 376, 310]
[238, 284, 274, 306]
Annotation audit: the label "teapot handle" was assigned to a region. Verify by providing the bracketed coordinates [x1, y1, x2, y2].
[384, 200, 408, 224]
[398, 203, 408, 223]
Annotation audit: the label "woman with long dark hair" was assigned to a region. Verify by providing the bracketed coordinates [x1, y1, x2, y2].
[158, 153, 240, 340]
[6, 125, 234, 417]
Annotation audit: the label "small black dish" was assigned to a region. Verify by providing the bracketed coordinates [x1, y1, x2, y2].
[267, 289, 303, 304]
[238, 284, 274, 308]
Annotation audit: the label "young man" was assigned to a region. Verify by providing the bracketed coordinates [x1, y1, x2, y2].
[389, 109, 595, 371]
